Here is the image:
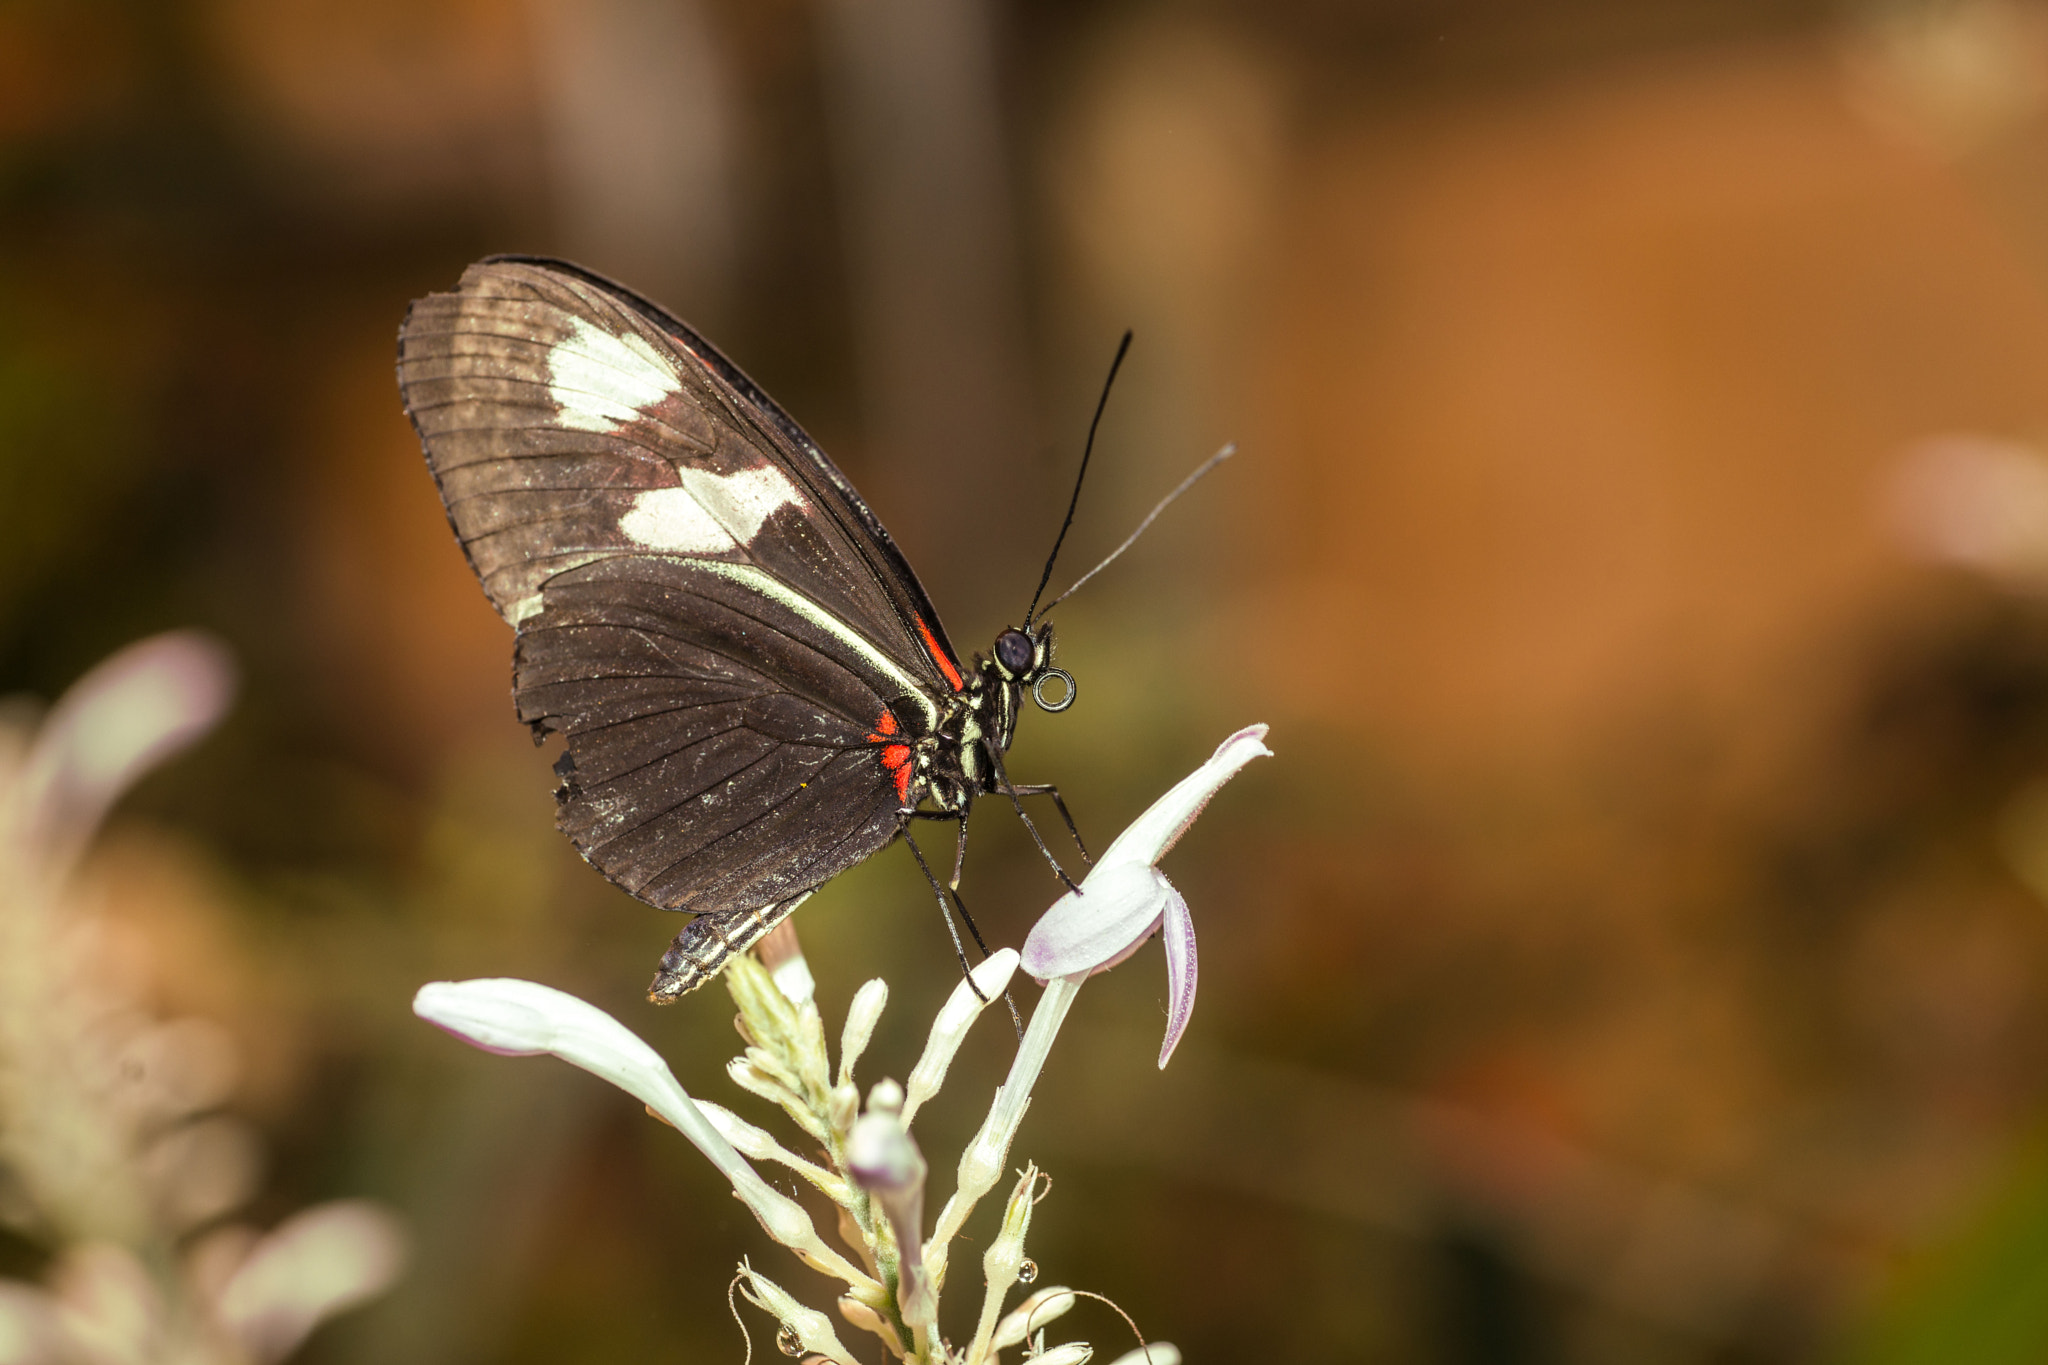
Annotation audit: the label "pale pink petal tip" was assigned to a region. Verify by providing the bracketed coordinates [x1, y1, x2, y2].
[1157, 884, 1197, 1069]
[1213, 722, 1273, 762]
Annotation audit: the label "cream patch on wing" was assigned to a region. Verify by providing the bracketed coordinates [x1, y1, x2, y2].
[546, 317, 677, 432]
[618, 487, 732, 553]
[619, 464, 803, 553]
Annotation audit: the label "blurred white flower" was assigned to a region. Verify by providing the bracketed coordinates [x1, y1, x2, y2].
[210, 1201, 408, 1365]
[1842, 0, 2048, 156]
[0, 632, 405, 1365]
[0, 1279, 62, 1365]
[1889, 433, 2048, 587]
[138, 1115, 264, 1234]
[1022, 724, 1271, 1066]
[10, 632, 236, 879]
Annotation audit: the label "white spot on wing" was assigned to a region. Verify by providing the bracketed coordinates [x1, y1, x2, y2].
[678, 464, 802, 540]
[546, 318, 676, 432]
[619, 487, 736, 553]
[619, 464, 802, 553]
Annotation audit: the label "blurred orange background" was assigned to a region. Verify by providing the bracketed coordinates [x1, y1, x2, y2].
[10, 0, 2048, 1360]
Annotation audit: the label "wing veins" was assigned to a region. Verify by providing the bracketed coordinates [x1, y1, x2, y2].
[589, 735, 828, 857]
[631, 748, 856, 896]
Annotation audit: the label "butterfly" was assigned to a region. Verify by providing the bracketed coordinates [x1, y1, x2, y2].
[396, 256, 1092, 1001]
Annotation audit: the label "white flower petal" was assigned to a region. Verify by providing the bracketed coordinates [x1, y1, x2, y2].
[414, 979, 679, 1113]
[1021, 862, 1171, 979]
[414, 980, 875, 1290]
[770, 952, 816, 1007]
[1157, 883, 1197, 1069]
[1096, 723, 1270, 870]
[214, 1201, 406, 1365]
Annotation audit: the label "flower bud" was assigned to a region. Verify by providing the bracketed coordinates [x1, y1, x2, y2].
[992, 1286, 1077, 1350]
[837, 979, 889, 1088]
[1103, 1345, 1181, 1365]
[902, 950, 1017, 1126]
[1028, 1344, 1094, 1365]
[836, 1295, 905, 1357]
[737, 1262, 858, 1365]
[845, 1086, 932, 1326]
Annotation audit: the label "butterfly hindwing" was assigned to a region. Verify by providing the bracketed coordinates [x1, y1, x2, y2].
[513, 554, 907, 917]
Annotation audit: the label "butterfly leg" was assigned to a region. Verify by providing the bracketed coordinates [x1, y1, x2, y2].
[984, 745, 1081, 892]
[903, 824, 986, 1000]
[948, 802, 971, 889]
[1003, 783, 1091, 865]
[902, 822, 1025, 1037]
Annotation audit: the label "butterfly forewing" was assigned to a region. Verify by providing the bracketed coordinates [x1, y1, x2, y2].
[476, 255, 967, 678]
[397, 258, 960, 960]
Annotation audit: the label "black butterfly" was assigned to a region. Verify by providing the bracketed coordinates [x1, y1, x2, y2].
[396, 256, 1090, 1001]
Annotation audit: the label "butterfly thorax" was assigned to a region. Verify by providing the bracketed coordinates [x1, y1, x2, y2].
[904, 622, 1066, 816]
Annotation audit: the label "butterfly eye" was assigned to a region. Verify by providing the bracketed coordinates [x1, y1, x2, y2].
[994, 629, 1035, 676]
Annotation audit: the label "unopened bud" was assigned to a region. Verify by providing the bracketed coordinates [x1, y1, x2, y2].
[836, 1295, 905, 1357]
[737, 1262, 857, 1365]
[838, 979, 889, 1087]
[1029, 1344, 1094, 1365]
[993, 1287, 1078, 1350]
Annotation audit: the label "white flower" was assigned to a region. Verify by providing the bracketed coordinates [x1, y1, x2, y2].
[413, 979, 876, 1291]
[413, 977, 745, 1175]
[9, 630, 235, 877]
[412, 728, 1267, 1362]
[1021, 724, 1271, 1067]
[208, 1201, 408, 1364]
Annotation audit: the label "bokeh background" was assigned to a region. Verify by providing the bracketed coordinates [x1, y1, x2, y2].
[10, 0, 2048, 1360]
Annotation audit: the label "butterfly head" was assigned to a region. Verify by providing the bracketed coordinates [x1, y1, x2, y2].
[989, 623, 1075, 714]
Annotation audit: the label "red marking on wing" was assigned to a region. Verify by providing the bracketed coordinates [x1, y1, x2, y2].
[917, 617, 965, 692]
[867, 714, 916, 803]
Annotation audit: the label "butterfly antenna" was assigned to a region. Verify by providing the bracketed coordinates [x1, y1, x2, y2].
[1038, 442, 1236, 617]
[1025, 330, 1133, 629]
